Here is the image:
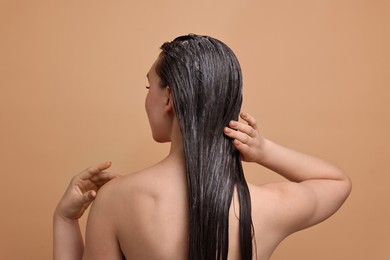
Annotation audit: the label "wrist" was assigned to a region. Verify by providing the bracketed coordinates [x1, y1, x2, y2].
[256, 137, 271, 165]
[53, 209, 79, 224]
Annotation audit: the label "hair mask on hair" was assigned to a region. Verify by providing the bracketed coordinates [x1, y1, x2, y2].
[156, 34, 254, 260]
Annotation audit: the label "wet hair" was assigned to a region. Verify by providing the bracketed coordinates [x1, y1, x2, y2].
[155, 34, 254, 260]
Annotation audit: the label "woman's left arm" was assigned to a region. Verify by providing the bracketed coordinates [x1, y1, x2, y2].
[53, 162, 119, 260]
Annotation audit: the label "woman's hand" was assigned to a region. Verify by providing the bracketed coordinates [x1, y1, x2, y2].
[54, 162, 120, 221]
[224, 112, 265, 164]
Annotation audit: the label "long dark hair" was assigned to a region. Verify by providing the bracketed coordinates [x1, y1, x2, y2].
[155, 34, 253, 260]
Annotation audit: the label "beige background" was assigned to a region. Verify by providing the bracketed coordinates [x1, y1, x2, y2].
[0, 0, 389, 259]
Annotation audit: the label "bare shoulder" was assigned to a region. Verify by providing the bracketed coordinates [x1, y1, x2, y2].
[93, 158, 188, 217]
[93, 165, 167, 213]
[90, 162, 188, 259]
[84, 165, 176, 260]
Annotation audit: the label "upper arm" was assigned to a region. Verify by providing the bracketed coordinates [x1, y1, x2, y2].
[258, 177, 351, 236]
[82, 183, 124, 260]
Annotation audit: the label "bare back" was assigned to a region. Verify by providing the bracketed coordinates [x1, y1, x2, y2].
[83, 156, 297, 260]
[114, 160, 189, 259]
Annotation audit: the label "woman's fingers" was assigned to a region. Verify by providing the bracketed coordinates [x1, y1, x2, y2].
[225, 118, 257, 144]
[92, 174, 120, 187]
[240, 112, 258, 130]
[232, 139, 250, 153]
[224, 112, 259, 144]
[90, 172, 118, 182]
[224, 127, 251, 144]
[79, 162, 112, 180]
[223, 112, 262, 162]
[73, 162, 119, 193]
[81, 190, 96, 204]
[228, 120, 257, 138]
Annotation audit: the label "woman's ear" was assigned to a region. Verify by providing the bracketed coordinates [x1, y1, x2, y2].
[164, 86, 173, 113]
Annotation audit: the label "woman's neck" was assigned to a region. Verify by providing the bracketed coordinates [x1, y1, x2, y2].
[167, 117, 186, 167]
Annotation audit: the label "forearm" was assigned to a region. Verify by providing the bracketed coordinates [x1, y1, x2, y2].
[53, 213, 84, 260]
[258, 138, 348, 183]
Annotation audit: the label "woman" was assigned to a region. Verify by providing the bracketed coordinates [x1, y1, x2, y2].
[54, 34, 351, 260]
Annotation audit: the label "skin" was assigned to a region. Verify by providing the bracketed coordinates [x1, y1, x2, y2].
[53, 162, 119, 260]
[53, 58, 352, 260]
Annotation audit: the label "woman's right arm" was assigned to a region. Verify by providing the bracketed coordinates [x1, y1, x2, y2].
[224, 112, 352, 232]
[53, 162, 119, 260]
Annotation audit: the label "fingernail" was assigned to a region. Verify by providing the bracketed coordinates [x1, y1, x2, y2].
[229, 121, 237, 127]
[224, 127, 231, 133]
